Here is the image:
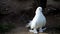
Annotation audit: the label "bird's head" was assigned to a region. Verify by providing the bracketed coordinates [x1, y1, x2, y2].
[35, 7, 42, 14]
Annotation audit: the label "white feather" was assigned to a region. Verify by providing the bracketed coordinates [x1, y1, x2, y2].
[26, 7, 46, 33]
[30, 7, 46, 29]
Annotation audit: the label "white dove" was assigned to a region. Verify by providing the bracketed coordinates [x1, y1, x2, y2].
[26, 7, 46, 34]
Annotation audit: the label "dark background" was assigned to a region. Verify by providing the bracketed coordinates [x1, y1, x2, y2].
[0, 0, 60, 34]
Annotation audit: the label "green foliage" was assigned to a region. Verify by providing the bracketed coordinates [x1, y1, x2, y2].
[0, 22, 15, 33]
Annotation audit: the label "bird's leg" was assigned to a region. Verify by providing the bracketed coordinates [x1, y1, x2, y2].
[29, 28, 38, 34]
[39, 28, 43, 32]
[29, 28, 34, 32]
[42, 27, 46, 31]
[39, 27, 46, 32]
[29, 29, 34, 32]
[33, 28, 38, 34]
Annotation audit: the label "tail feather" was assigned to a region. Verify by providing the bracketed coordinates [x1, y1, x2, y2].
[25, 21, 32, 27]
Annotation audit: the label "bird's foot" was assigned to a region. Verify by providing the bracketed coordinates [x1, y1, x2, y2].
[39, 27, 46, 32]
[42, 27, 46, 31]
[39, 29, 43, 32]
[29, 30, 34, 32]
[29, 29, 38, 34]
[39, 28, 43, 32]
[34, 30, 38, 34]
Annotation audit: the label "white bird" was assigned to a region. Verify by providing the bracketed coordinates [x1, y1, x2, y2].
[26, 7, 46, 34]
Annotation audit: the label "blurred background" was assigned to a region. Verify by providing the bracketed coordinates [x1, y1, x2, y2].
[0, 0, 60, 34]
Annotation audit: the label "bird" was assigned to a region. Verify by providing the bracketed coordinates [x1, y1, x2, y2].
[26, 7, 46, 34]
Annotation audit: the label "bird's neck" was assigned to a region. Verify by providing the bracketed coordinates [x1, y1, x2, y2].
[36, 11, 43, 15]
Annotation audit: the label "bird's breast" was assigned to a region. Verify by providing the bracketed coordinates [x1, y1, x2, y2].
[30, 13, 46, 29]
